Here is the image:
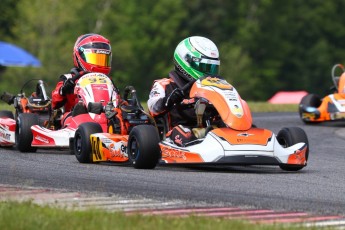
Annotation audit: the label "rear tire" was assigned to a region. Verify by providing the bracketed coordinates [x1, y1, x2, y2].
[16, 113, 39, 152]
[277, 127, 309, 171]
[0, 110, 14, 119]
[74, 122, 102, 163]
[127, 125, 161, 169]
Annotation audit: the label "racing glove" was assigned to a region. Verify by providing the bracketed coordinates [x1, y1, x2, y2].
[60, 78, 75, 96]
[164, 88, 184, 108]
[70, 67, 86, 80]
[60, 68, 86, 96]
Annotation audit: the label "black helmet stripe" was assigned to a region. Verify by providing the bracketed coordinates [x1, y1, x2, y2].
[76, 33, 96, 44]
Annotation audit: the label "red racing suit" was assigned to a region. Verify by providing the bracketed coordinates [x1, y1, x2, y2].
[51, 73, 80, 112]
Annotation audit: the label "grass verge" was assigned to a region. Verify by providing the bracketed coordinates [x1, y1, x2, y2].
[0, 201, 315, 230]
[247, 102, 298, 113]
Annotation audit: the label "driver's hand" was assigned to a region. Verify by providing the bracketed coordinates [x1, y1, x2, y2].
[165, 88, 184, 108]
[70, 68, 87, 80]
[60, 78, 75, 96]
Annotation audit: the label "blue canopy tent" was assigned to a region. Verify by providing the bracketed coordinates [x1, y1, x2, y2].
[0, 41, 41, 67]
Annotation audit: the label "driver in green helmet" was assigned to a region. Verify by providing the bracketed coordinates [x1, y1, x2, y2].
[147, 36, 220, 146]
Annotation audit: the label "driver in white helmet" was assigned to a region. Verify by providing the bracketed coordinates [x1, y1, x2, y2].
[147, 36, 220, 146]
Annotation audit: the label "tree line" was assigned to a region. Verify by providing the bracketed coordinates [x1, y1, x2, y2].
[1, 0, 345, 101]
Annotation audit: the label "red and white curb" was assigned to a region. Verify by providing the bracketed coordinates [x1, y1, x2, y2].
[1, 184, 344, 228]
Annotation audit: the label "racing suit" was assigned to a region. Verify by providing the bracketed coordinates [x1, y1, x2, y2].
[51, 68, 88, 128]
[147, 70, 197, 146]
[51, 68, 85, 112]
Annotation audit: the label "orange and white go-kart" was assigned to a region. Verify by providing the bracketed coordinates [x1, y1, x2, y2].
[299, 64, 345, 123]
[76, 76, 309, 171]
[73, 85, 159, 169]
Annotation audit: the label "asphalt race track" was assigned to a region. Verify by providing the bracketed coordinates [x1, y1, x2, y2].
[0, 112, 344, 216]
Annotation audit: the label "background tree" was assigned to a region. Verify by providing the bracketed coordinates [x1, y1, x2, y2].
[102, 0, 187, 97]
[1, 0, 345, 102]
[0, 0, 18, 41]
[238, 0, 345, 99]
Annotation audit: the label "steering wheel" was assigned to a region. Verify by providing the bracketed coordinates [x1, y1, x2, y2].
[331, 64, 345, 91]
[123, 85, 143, 109]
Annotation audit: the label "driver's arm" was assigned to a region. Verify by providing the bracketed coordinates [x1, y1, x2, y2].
[147, 80, 168, 116]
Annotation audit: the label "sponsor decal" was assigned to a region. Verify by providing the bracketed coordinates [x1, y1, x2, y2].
[95, 49, 111, 54]
[0, 124, 9, 130]
[302, 113, 315, 120]
[161, 146, 187, 160]
[213, 128, 272, 145]
[34, 135, 49, 144]
[175, 63, 190, 79]
[332, 112, 345, 119]
[174, 135, 183, 146]
[102, 139, 113, 144]
[91, 84, 108, 90]
[0, 132, 11, 140]
[92, 136, 127, 161]
[237, 133, 254, 137]
[231, 105, 243, 118]
[236, 138, 246, 143]
[149, 90, 159, 97]
[109, 143, 127, 158]
[182, 98, 195, 104]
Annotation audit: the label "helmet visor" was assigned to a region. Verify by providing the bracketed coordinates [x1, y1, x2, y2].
[79, 43, 111, 67]
[190, 57, 220, 75]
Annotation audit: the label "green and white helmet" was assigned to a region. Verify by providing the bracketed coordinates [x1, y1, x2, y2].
[174, 36, 220, 82]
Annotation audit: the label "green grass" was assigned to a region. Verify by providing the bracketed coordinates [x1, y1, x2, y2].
[0, 103, 14, 112]
[0, 201, 316, 230]
[247, 102, 299, 113]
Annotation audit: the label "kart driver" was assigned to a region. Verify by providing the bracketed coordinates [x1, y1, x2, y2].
[147, 36, 220, 146]
[51, 33, 112, 117]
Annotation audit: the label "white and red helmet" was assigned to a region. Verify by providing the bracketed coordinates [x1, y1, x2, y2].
[73, 34, 112, 75]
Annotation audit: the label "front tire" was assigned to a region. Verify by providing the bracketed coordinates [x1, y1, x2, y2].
[16, 113, 39, 152]
[74, 122, 102, 163]
[127, 125, 161, 169]
[277, 127, 309, 171]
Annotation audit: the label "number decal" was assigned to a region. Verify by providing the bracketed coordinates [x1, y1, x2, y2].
[91, 136, 102, 161]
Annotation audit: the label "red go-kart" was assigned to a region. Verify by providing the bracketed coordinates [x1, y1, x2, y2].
[15, 72, 120, 152]
[0, 79, 51, 147]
